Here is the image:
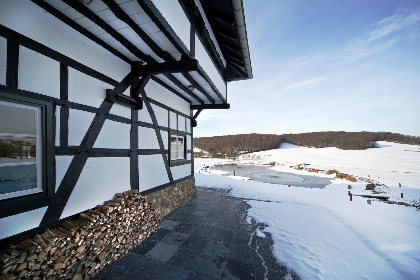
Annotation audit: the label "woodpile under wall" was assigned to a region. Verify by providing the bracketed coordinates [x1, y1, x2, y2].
[0, 190, 159, 280]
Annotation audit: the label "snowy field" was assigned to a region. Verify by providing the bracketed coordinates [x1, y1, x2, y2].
[194, 141, 420, 280]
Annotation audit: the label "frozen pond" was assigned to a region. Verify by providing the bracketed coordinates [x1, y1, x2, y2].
[211, 164, 331, 188]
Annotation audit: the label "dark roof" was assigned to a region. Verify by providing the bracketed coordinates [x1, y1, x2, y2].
[201, 0, 252, 82]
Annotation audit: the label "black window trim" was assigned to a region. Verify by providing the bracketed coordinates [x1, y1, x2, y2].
[0, 90, 55, 219]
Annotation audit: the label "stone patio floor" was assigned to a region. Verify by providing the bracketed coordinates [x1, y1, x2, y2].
[94, 187, 300, 280]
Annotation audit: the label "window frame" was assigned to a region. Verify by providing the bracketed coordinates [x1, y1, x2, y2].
[0, 90, 54, 218]
[170, 134, 186, 163]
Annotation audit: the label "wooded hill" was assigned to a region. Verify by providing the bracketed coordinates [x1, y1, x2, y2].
[194, 131, 420, 158]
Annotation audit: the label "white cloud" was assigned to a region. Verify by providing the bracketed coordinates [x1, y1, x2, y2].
[337, 10, 420, 64]
[283, 76, 327, 90]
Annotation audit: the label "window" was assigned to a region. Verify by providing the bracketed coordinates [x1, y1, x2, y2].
[0, 91, 54, 218]
[0, 100, 42, 200]
[170, 135, 185, 161]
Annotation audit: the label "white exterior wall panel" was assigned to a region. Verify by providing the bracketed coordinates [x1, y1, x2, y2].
[0, 207, 47, 240]
[94, 120, 130, 149]
[68, 110, 96, 146]
[18, 47, 60, 98]
[138, 155, 170, 192]
[60, 158, 131, 219]
[171, 165, 191, 181]
[138, 127, 159, 149]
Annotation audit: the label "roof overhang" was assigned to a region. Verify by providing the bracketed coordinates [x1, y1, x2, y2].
[186, 0, 253, 81]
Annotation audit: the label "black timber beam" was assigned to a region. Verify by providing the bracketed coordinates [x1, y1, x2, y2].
[191, 104, 230, 110]
[31, 0, 131, 64]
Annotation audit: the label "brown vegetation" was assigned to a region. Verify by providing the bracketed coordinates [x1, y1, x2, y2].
[194, 131, 420, 158]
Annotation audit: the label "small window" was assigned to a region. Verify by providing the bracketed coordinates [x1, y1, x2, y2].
[0, 100, 42, 200]
[0, 91, 54, 218]
[170, 135, 185, 160]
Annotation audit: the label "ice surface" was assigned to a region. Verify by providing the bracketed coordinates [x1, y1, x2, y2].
[194, 141, 420, 279]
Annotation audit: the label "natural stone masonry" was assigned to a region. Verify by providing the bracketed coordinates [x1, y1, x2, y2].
[96, 187, 300, 280]
[0, 190, 159, 280]
[144, 177, 197, 218]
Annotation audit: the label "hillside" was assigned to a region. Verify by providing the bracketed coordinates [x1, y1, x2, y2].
[194, 131, 420, 158]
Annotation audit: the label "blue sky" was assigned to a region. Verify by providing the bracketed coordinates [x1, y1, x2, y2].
[195, 0, 420, 137]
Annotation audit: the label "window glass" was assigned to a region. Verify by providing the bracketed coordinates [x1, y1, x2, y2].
[171, 136, 178, 159]
[178, 137, 184, 159]
[0, 101, 42, 200]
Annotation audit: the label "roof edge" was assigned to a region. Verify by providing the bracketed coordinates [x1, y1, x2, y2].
[232, 0, 253, 80]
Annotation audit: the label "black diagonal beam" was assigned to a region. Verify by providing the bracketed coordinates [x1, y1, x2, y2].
[141, 90, 174, 183]
[40, 73, 132, 226]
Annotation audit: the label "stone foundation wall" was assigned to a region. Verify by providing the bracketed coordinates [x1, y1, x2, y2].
[145, 177, 197, 217]
[0, 190, 159, 280]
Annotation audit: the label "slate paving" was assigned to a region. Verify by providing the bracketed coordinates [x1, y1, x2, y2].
[94, 188, 300, 280]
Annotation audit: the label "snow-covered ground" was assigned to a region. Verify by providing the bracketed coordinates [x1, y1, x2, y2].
[194, 141, 420, 280]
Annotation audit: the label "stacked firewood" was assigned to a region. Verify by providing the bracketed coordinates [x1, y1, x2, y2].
[0, 190, 159, 280]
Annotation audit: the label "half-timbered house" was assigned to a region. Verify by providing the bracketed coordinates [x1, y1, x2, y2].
[0, 0, 251, 257]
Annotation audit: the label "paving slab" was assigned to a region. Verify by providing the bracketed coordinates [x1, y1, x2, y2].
[96, 187, 300, 280]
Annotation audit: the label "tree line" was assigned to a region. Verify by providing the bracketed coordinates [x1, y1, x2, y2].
[194, 131, 420, 158]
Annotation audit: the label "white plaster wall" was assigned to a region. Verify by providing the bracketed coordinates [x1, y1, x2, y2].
[60, 157, 130, 219]
[195, 35, 226, 100]
[68, 109, 95, 146]
[68, 68, 109, 109]
[152, 104, 168, 127]
[151, 0, 190, 51]
[0, 0, 130, 81]
[178, 115, 186, 131]
[18, 47, 60, 98]
[145, 80, 190, 115]
[169, 112, 177, 130]
[0, 207, 47, 240]
[0, 36, 6, 86]
[138, 154, 169, 191]
[55, 156, 73, 192]
[161, 131, 169, 150]
[138, 104, 153, 124]
[171, 164, 191, 181]
[138, 127, 159, 149]
[94, 120, 130, 149]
